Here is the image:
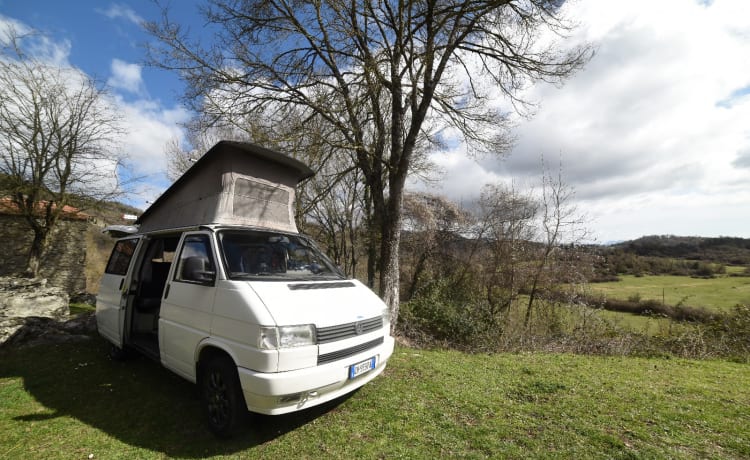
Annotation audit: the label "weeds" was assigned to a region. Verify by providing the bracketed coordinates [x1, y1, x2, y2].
[398, 281, 750, 362]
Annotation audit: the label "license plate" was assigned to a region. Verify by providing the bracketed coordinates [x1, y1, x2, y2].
[349, 357, 376, 379]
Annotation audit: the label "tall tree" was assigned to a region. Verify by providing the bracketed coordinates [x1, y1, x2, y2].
[146, 0, 590, 326]
[0, 31, 124, 277]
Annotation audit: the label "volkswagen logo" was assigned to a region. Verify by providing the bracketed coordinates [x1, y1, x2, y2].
[354, 321, 364, 335]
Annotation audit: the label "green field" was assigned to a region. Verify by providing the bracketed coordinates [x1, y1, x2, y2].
[2, 338, 749, 459]
[589, 274, 750, 313]
[593, 309, 677, 336]
[584, 274, 750, 334]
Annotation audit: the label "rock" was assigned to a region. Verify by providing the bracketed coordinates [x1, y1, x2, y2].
[0, 276, 69, 319]
[70, 292, 97, 306]
[0, 276, 95, 348]
[60, 312, 97, 334]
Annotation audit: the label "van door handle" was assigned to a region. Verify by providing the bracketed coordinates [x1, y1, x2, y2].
[164, 283, 170, 299]
[118, 279, 124, 290]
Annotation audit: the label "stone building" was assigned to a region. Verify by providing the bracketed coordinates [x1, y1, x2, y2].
[0, 198, 88, 293]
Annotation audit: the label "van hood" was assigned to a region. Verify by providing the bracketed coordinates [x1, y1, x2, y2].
[246, 279, 386, 327]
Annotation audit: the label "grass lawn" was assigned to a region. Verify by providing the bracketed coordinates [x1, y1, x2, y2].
[589, 275, 750, 313]
[1, 337, 748, 459]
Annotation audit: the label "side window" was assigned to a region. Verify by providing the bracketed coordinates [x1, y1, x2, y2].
[175, 235, 216, 284]
[105, 238, 138, 275]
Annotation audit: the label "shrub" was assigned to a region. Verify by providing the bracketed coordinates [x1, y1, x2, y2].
[397, 278, 492, 350]
[627, 293, 642, 304]
[704, 304, 750, 362]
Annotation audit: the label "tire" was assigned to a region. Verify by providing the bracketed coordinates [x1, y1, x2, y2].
[199, 354, 248, 437]
[108, 344, 130, 361]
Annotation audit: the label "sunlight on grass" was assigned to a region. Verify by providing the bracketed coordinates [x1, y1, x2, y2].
[589, 275, 750, 313]
[2, 339, 749, 459]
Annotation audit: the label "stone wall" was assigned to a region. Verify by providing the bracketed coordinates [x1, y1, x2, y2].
[0, 214, 88, 293]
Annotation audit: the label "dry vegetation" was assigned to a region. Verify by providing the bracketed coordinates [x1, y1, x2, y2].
[85, 225, 113, 294]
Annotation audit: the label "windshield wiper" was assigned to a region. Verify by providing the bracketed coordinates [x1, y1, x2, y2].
[230, 271, 277, 278]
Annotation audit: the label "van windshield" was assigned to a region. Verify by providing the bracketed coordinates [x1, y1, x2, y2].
[217, 230, 345, 281]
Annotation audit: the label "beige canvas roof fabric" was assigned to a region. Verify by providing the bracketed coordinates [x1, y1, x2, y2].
[136, 141, 314, 233]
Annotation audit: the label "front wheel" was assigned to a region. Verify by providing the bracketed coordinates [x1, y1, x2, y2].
[108, 344, 130, 361]
[199, 354, 247, 437]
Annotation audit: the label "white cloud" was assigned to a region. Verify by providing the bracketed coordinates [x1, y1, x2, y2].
[96, 4, 144, 26]
[419, 0, 750, 241]
[0, 14, 71, 67]
[108, 58, 144, 95]
[1, 14, 188, 211]
[118, 100, 190, 176]
[0, 15, 31, 44]
[114, 96, 191, 207]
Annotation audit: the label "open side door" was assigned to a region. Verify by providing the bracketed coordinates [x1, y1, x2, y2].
[96, 236, 143, 347]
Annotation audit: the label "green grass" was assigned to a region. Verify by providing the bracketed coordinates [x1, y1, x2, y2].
[586, 274, 750, 335]
[589, 275, 750, 313]
[725, 266, 747, 276]
[2, 338, 749, 459]
[595, 309, 681, 335]
[69, 303, 96, 316]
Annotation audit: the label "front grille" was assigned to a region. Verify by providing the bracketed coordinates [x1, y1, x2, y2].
[317, 337, 384, 365]
[316, 316, 383, 344]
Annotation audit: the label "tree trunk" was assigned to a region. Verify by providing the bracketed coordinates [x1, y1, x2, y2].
[378, 184, 406, 331]
[406, 252, 429, 301]
[379, 219, 402, 330]
[25, 228, 49, 278]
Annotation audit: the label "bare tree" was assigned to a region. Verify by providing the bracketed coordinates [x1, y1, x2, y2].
[401, 192, 469, 300]
[472, 183, 537, 323]
[146, 0, 591, 326]
[523, 162, 589, 327]
[302, 156, 366, 277]
[0, 30, 124, 277]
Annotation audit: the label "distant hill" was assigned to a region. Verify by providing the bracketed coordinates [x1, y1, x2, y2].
[613, 235, 750, 265]
[85, 200, 142, 227]
[83, 200, 144, 293]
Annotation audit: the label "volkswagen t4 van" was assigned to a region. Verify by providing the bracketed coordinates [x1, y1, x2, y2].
[96, 141, 395, 436]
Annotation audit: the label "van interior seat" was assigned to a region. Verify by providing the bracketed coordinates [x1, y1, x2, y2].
[136, 261, 171, 312]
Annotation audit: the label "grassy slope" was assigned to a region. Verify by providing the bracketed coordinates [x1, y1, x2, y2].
[1, 338, 748, 459]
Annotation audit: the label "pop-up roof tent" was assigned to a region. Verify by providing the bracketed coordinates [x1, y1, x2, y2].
[136, 141, 314, 234]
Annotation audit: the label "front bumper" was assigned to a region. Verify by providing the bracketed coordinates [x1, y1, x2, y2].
[236, 335, 395, 415]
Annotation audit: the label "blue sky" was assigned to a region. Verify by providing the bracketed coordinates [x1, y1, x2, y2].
[2, 0, 750, 242]
[1, 1, 202, 204]
[1, 1, 191, 104]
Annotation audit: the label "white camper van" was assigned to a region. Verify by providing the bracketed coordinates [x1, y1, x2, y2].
[96, 141, 395, 436]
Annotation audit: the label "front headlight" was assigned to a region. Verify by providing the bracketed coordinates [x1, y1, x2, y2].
[382, 307, 391, 332]
[258, 324, 316, 350]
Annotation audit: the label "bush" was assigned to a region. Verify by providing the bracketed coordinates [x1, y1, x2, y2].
[397, 270, 749, 361]
[704, 304, 750, 362]
[397, 278, 493, 350]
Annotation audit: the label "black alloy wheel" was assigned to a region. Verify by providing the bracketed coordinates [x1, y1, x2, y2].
[200, 354, 247, 437]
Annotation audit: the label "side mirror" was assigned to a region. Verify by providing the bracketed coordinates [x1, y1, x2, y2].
[192, 270, 216, 283]
[182, 257, 215, 284]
